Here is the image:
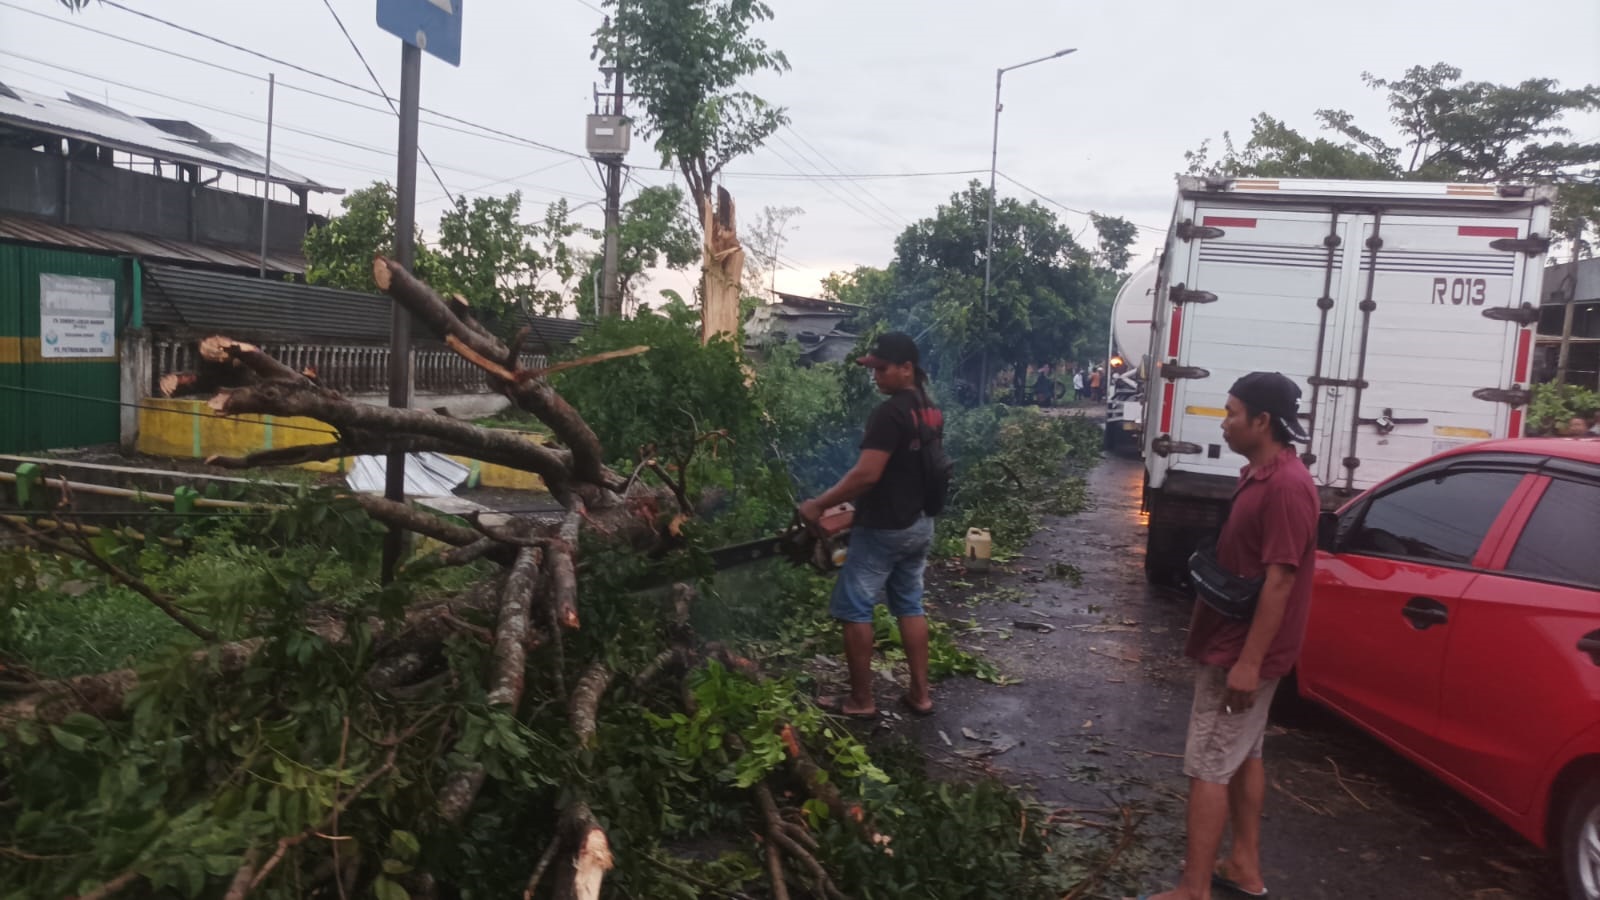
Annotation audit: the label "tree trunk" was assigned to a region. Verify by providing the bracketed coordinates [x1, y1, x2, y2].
[700, 186, 745, 345]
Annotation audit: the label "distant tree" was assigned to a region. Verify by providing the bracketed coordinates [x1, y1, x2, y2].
[577, 186, 700, 318]
[302, 182, 447, 293]
[844, 181, 1102, 404]
[1188, 63, 1600, 255]
[742, 205, 804, 299]
[303, 181, 586, 324]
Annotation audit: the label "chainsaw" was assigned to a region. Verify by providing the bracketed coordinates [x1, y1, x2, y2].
[707, 503, 854, 574]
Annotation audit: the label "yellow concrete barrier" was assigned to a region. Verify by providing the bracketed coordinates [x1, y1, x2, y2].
[136, 399, 548, 489]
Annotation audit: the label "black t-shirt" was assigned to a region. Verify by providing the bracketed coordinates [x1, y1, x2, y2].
[856, 389, 942, 530]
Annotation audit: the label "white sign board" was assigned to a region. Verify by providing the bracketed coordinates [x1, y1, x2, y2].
[39, 274, 117, 359]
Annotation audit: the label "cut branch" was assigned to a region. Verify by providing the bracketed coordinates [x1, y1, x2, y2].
[213, 382, 575, 486]
[554, 802, 612, 900]
[515, 345, 649, 383]
[569, 662, 613, 750]
[348, 494, 480, 547]
[486, 548, 542, 709]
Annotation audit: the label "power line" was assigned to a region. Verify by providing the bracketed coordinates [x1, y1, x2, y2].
[0, 57, 588, 202]
[996, 171, 1168, 235]
[5, 0, 590, 161]
[761, 139, 903, 233]
[317, 0, 457, 210]
[781, 125, 911, 227]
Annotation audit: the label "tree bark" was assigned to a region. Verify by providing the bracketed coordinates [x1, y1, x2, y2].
[486, 548, 542, 709]
[553, 802, 612, 900]
[569, 662, 613, 749]
[700, 186, 745, 345]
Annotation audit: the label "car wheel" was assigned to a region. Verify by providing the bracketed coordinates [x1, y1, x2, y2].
[1564, 776, 1600, 900]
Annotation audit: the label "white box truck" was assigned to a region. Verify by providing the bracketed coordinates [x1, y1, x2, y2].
[1140, 176, 1554, 584]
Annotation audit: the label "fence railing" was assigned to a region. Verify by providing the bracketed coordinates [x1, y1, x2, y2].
[151, 339, 548, 397]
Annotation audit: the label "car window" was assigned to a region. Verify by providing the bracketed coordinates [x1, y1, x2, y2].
[1345, 470, 1523, 564]
[1505, 478, 1600, 589]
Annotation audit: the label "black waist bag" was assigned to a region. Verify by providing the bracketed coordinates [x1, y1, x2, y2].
[1188, 543, 1264, 621]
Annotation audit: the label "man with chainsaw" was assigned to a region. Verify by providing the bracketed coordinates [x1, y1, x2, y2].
[798, 332, 945, 719]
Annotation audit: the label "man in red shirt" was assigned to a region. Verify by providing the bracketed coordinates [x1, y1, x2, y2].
[1138, 372, 1319, 900]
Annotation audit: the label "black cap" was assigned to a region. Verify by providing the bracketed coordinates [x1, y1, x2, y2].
[857, 331, 920, 368]
[1229, 372, 1310, 443]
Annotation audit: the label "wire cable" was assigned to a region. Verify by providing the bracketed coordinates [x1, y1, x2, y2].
[781, 125, 911, 227]
[997, 171, 1168, 235]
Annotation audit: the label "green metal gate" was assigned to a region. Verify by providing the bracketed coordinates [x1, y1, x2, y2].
[0, 244, 131, 453]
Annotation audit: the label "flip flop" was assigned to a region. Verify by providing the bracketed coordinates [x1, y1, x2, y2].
[899, 695, 935, 717]
[1212, 872, 1269, 898]
[815, 695, 878, 720]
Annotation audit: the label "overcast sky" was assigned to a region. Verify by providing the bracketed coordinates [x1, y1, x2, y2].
[2, 0, 1598, 306]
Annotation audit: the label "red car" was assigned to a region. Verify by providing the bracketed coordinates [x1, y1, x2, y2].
[1300, 437, 1600, 900]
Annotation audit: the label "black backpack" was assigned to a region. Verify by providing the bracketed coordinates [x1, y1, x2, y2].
[911, 391, 953, 517]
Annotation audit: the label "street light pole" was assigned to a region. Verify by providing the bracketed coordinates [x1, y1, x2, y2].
[979, 47, 1076, 404]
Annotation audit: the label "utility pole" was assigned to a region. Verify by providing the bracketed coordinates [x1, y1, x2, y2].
[257, 72, 274, 278]
[599, 65, 624, 318]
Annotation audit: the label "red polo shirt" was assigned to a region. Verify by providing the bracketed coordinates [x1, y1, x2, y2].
[1183, 445, 1320, 679]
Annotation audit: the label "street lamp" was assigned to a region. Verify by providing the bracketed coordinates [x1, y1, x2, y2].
[980, 47, 1076, 404]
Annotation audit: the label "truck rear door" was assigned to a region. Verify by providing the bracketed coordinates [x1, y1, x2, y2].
[1165, 207, 1349, 487]
[1324, 213, 1532, 493]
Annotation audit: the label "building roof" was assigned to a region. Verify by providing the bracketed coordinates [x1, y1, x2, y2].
[773, 291, 865, 313]
[0, 213, 306, 275]
[140, 263, 587, 350]
[0, 82, 337, 194]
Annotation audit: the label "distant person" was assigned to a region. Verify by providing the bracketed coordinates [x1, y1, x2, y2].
[1089, 367, 1104, 401]
[1590, 412, 1600, 436]
[1033, 364, 1056, 408]
[1568, 415, 1592, 437]
[1134, 372, 1319, 900]
[1073, 368, 1087, 402]
[799, 332, 942, 720]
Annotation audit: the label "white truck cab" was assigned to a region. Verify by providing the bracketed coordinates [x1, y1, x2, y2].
[1140, 175, 1554, 584]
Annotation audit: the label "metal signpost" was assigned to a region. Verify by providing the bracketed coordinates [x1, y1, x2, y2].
[376, 0, 463, 581]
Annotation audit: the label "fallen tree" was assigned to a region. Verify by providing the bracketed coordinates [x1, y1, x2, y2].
[0, 256, 907, 900]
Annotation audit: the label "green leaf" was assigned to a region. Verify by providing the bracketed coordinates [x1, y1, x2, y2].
[388, 829, 420, 860]
[381, 858, 413, 875]
[48, 725, 86, 752]
[372, 875, 410, 900]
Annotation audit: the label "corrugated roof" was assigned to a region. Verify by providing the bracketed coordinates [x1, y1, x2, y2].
[141, 263, 588, 350]
[0, 83, 338, 194]
[0, 214, 306, 274]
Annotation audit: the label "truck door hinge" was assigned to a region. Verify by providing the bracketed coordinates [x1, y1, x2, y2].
[1481, 302, 1540, 326]
[1159, 362, 1211, 381]
[1489, 234, 1550, 255]
[1151, 435, 1204, 458]
[1175, 219, 1225, 242]
[1169, 284, 1218, 305]
[1473, 387, 1533, 407]
[1357, 408, 1429, 435]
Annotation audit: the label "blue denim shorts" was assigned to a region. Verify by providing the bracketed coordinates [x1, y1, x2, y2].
[829, 516, 935, 623]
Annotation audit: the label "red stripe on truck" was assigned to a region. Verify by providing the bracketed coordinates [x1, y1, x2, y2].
[1509, 328, 1533, 438]
[1202, 216, 1257, 228]
[1459, 225, 1520, 239]
[1159, 306, 1183, 434]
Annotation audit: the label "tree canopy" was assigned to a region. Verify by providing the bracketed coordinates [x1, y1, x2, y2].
[579, 185, 701, 318]
[1187, 63, 1600, 254]
[593, 0, 791, 215]
[303, 182, 588, 323]
[826, 182, 1136, 403]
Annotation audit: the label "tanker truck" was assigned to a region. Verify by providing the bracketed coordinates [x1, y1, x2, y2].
[1103, 261, 1157, 455]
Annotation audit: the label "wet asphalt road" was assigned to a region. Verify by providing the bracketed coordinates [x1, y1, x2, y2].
[905, 452, 1565, 900]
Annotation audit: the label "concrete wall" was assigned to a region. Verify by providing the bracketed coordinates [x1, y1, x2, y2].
[134, 398, 545, 491]
[0, 147, 307, 252]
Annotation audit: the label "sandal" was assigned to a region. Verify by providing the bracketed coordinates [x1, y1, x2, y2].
[815, 695, 878, 720]
[1212, 870, 1269, 898]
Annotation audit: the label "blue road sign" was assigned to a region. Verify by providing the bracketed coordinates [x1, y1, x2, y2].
[376, 0, 463, 67]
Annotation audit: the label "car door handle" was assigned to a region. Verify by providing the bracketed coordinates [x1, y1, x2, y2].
[1401, 597, 1449, 631]
[1579, 631, 1600, 666]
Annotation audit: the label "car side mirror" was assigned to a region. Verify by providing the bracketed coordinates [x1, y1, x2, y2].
[1317, 511, 1341, 553]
